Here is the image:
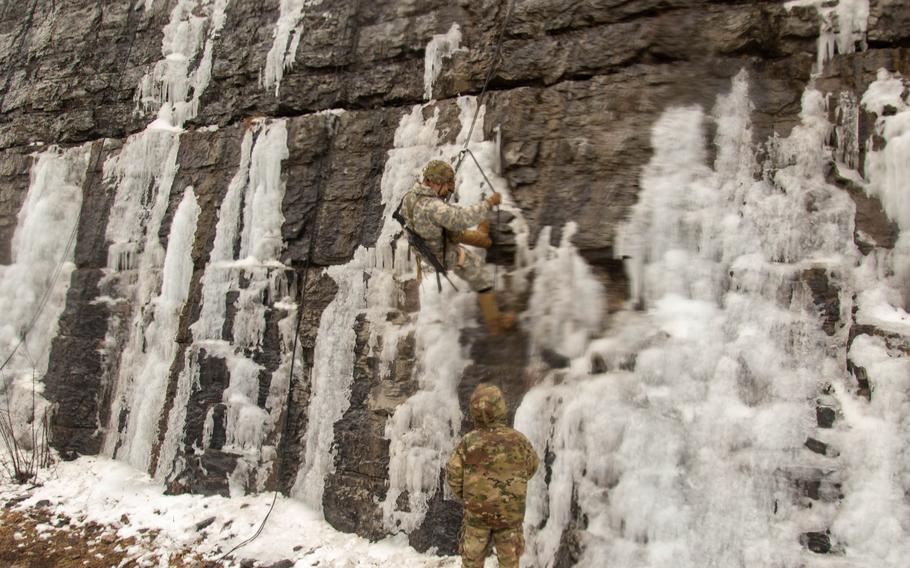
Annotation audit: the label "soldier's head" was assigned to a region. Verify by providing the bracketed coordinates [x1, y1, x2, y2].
[469, 383, 507, 428]
[423, 159, 455, 198]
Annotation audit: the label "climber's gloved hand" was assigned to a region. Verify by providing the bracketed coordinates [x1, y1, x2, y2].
[486, 192, 502, 207]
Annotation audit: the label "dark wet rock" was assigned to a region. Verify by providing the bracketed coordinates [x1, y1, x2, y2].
[322, 315, 391, 540]
[44, 140, 118, 457]
[800, 531, 833, 554]
[805, 437, 829, 456]
[801, 268, 842, 336]
[868, 0, 910, 46]
[166, 449, 239, 497]
[407, 473, 463, 555]
[195, 517, 217, 531]
[817, 405, 836, 428]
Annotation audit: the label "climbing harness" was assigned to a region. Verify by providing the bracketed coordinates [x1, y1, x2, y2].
[392, 196, 460, 293]
[456, 147, 504, 287]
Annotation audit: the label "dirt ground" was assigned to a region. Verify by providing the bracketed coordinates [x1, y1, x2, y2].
[0, 498, 211, 568]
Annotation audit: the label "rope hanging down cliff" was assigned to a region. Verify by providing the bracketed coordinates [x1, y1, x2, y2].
[452, 0, 517, 289]
[455, 0, 518, 171]
[391, 0, 514, 298]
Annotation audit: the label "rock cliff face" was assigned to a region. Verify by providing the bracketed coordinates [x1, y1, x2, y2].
[2, 0, 910, 565]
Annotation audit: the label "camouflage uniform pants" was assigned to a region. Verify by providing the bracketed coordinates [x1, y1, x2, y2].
[459, 523, 524, 568]
[449, 247, 492, 292]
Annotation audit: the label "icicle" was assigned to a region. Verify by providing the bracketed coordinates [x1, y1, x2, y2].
[423, 24, 462, 101]
[135, 0, 231, 128]
[239, 121, 289, 263]
[292, 249, 369, 509]
[861, 69, 910, 231]
[525, 223, 605, 361]
[785, 0, 869, 73]
[192, 129, 255, 342]
[263, 0, 318, 95]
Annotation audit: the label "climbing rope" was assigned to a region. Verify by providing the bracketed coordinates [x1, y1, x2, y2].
[216, 116, 330, 562]
[452, 0, 518, 290]
[455, 0, 518, 166]
[215, 257, 313, 564]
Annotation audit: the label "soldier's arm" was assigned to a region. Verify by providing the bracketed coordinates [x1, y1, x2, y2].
[446, 440, 466, 500]
[426, 199, 491, 232]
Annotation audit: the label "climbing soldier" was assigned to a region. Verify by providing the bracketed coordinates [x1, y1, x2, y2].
[400, 159, 516, 335]
[446, 384, 540, 568]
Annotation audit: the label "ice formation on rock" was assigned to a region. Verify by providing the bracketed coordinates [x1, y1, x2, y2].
[263, 0, 319, 95]
[520, 71, 860, 567]
[136, 0, 231, 128]
[0, 145, 89, 447]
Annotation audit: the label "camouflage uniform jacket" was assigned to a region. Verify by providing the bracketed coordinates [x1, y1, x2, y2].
[401, 182, 492, 263]
[446, 384, 540, 529]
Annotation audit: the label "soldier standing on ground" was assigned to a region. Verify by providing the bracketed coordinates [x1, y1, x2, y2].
[400, 160, 516, 335]
[446, 383, 540, 568]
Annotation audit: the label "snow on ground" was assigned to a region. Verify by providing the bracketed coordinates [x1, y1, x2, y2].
[0, 457, 474, 568]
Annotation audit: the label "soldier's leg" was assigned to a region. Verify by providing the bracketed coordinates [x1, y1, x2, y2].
[491, 525, 525, 568]
[460, 523, 493, 568]
[452, 249, 492, 292]
[454, 250, 515, 335]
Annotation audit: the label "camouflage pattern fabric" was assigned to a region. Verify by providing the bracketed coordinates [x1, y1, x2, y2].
[447, 384, 540, 532]
[401, 182, 493, 291]
[423, 159, 455, 184]
[460, 524, 524, 568]
[452, 246, 492, 291]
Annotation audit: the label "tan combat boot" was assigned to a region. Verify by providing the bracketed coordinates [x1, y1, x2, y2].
[477, 290, 516, 336]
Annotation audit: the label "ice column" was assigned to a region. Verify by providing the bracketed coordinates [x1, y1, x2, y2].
[0, 145, 89, 444]
[101, 128, 183, 463]
[525, 223, 605, 362]
[860, 69, 910, 231]
[293, 249, 369, 508]
[114, 189, 200, 473]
